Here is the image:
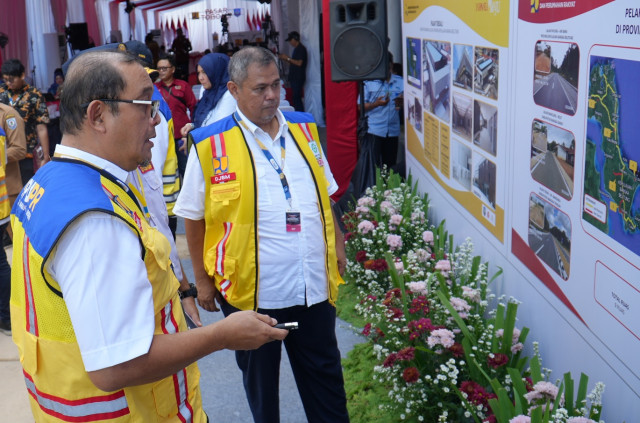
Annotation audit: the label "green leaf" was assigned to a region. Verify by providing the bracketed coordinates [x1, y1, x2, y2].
[576, 372, 589, 412]
[501, 302, 518, 356]
[507, 367, 528, 415]
[436, 290, 476, 344]
[564, 373, 575, 414]
[530, 354, 543, 384]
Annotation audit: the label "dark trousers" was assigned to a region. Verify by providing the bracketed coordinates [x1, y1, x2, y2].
[19, 158, 34, 186]
[0, 223, 11, 323]
[168, 216, 177, 241]
[290, 80, 305, 112]
[175, 140, 188, 181]
[220, 299, 349, 423]
[371, 134, 399, 171]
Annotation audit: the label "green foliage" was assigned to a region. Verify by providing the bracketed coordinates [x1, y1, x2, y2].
[342, 343, 397, 423]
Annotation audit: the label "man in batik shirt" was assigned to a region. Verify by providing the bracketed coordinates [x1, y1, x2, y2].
[0, 59, 50, 184]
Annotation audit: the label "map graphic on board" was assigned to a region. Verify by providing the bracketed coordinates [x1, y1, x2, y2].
[583, 55, 640, 256]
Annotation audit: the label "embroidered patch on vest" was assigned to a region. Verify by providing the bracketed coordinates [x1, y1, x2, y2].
[211, 172, 236, 184]
[213, 156, 229, 174]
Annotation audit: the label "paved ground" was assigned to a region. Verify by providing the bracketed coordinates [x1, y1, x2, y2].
[0, 219, 365, 422]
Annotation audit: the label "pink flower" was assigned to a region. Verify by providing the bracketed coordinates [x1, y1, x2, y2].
[422, 230, 434, 243]
[450, 297, 471, 315]
[357, 196, 375, 207]
[411, 211, 425, 223]
[386, 234, 403, 250]
[358, 220, 375, 234]
[415, 248, 430, 262]
[524, 381, 559, 403]
[355, 205, 370, 215]
[462, 286, 481, 303]
[435, 259, 451, 272]
[394, 258, 404, 272]
[509, 417, 531, 423]
[407, 281, 427, 295]
[427, 328, 455, 348]
[402, 367, 420, 384]
[511, 343, 524, 354]
[389, 214, 403, 226]
[380, 200, 396, 214]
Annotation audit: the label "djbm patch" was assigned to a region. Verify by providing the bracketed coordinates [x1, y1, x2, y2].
[213, 156, 229, 175]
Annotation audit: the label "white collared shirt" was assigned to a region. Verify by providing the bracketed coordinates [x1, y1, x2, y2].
[46, 145, 155, 371]
[174, 108, 338, 309]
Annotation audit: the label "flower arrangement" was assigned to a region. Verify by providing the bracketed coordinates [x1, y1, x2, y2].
[340, 169, 605, 423]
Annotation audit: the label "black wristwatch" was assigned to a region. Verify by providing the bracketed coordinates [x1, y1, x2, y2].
[179, 283, 198, 300]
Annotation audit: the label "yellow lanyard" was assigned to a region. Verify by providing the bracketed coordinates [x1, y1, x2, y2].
[127, 169, 151, 221]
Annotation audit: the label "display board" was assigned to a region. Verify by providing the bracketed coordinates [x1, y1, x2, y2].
[403, 1, 640, 420]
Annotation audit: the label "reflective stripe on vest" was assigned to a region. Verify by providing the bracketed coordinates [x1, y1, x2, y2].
[23, 370, 130, 422]
[215, 222, 232, 276]
[161, 300, 194, 423]
[209, 133, 226, 159]
[22, 236, 39, 336]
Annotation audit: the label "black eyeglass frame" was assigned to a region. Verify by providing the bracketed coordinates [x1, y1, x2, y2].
[81, 99, 160, 119]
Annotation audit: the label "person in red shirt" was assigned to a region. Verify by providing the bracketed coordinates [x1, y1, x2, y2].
[155, 55, 197, 177]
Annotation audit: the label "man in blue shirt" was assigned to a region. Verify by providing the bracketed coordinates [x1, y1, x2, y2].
[363, 52, 404, 171]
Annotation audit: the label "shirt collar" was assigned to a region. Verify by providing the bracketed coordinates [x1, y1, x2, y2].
[235, 107, 288, 142]
[54, 145, 130, 184]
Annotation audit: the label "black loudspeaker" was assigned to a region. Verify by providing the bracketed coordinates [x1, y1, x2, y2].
[330, 0, 388, 82]
[67, 23, 90, 51]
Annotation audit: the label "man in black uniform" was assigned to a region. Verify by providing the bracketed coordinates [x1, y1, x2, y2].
[278, 31, 307, 112]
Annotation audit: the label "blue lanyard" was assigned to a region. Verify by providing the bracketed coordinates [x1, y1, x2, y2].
[235, 112, 293, 208]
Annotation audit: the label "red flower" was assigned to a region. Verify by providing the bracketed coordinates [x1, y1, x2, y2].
[397, 347, 415, 361]
[402, 367, 420, 384]
[524, 377, 534, 391]
[362, 323, 372, 336]
[363, 258, 388, 272]
[371, 220, 379, 228]
[449, 342, 465, 358]
[409, 295, 429, 314]
[487, 353, 509, 369]
[460, 380, 496, 408]
[383, 288, 402, 304]
[383, 352, 398, 367]
[355, 250, 368, 262]
[344, 232, 353, 241]
[388, 307, 404, 320]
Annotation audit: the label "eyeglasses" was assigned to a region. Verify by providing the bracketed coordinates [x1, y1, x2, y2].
[157, 66, 173, 72]
[81, 99, 160, 119]
[3, 75, 18, 84]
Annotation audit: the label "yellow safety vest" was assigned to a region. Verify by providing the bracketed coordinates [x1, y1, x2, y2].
[156, 89, 181, 216]
[10, 159, 205, 422]
[191, 111, 341, 311]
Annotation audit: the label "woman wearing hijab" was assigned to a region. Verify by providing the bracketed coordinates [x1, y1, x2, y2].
[180, 53, 236, 138]
[47, 68, 64, 99]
